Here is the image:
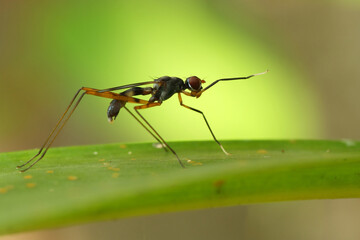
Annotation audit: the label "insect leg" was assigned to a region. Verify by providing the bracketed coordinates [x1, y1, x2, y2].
[106, 86, 168, 151]
[123, 106, 168, 152]
[18, 87, 152, 172]
[178, 93, 230, 155]
[17, 89, 86, 172]
[134, 103, 185, 168]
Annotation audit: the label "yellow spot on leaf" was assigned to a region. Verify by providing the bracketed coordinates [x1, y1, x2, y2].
[257, 149, 268, 154]
[23, 175, 32, 179]
[0, 188, 7, 194]
[99, 158, 105, 162]
[112, 173, 120, 178]
[47, 170, 54, 174]
[186, 159, 203, 166]
[26, 183, 36, 188]
[108, 166, 120, 171]
[0, 185, 14, 194]
[119, 144, 127, 149]
[68, 176, 78, 181]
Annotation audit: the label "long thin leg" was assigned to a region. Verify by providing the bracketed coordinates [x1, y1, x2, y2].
[108, 86, 168, 151]
[124, 106, 168, 152]
[17, 91, 87, 172]
[17, 89, 83, 170]
[18, 87, 154, 172]
[134, 103, 185, 168]
[178, 93, 230, 155]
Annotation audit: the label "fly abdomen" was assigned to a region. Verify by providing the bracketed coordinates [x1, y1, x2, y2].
[107, 86, 153, 123]
[107, 99, 126, 123]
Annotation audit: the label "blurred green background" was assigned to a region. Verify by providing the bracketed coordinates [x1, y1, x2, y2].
[1, 0, 359, 239]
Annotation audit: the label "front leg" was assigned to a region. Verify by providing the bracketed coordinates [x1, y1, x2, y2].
[178, 93, 230, 155]
[181, 90, 197, 97]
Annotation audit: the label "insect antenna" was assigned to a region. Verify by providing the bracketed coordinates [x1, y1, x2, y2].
[200, 70, 269, 94]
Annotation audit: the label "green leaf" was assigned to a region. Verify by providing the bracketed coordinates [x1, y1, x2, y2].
[1, 140, 360, 235]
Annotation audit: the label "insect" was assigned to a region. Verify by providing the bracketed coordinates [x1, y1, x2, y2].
[17, 70, 268, 172]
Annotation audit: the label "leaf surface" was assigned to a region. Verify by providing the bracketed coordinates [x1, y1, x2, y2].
[1, 140, 359, 235]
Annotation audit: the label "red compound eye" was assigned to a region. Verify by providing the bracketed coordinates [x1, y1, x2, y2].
[186, 76, 202, 91]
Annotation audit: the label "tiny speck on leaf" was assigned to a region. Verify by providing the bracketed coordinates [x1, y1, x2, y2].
[213, 180, 225, 194]
[152, 143, 165, 149]
[213, 179, 225, 188]
[112, 173, 120, 178]
[47, 170, 54, 174]
[128, 151, 132, 155]
[24, 175, 32, 179]
[93, 151, 98, 155]
[341, 139, 356, 147]
[99, 159, 105, 162]
[119, 144, 127, 149]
